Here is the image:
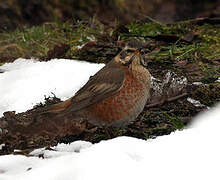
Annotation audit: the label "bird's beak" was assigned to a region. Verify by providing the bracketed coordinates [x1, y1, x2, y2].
[124, 54, 136, 66]
[140, 55, 148, 67]
[138, 49, 148, 67]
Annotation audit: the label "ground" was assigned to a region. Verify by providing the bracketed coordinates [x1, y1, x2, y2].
[0, 18, 219, 155]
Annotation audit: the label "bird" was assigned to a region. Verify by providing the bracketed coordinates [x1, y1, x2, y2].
[43, 46, 151, 128]
[0, 46, 151, 138]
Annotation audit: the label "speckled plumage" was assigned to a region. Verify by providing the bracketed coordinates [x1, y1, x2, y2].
[44, 47, 151, 127]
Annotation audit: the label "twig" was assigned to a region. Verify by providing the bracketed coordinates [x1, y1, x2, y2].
[138, 14, 163, 26]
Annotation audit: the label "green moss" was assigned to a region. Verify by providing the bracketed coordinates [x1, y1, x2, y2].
[163, 113, 185, 130]
[200, 64, 219, 83]
[124, 21, 220, 62]
[192, 84, 220, 106]
[0, 19, 106, 61]
[1, 19, 220, 64]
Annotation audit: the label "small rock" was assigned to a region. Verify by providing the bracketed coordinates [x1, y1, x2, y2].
[0, 69, 5, 73]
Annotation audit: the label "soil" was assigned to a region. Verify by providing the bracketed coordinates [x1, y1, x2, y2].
[0, 91, 208, 156]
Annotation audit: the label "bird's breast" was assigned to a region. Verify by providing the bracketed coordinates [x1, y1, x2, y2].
[83, 68, 151, 127]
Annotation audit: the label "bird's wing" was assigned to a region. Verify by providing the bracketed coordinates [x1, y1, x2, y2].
[44, 62, 126, 114]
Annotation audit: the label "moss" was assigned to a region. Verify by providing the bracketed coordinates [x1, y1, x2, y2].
[1, 19, 220, 64]
[163, 113, 185, 130]
[0, 19, 107, 61]
[191, 84, 220, 106]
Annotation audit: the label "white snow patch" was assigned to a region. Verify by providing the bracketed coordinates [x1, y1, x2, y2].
[150, 71, 187, 98]
[29, 141, 92, 158]
[76, 44, 85, 49]
[87, 35, 96, 41]
[0, 58, 104, 117]
[0, 144, 5, 150]
[187, 97, 208, 108]
[13, 150, 21, 153]
[192, 81, 203, 85]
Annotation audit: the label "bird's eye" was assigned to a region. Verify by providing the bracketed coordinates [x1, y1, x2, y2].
[120, 51, 127, 59]
[139, 49, 145, 55]
[120, 49, 135, 59]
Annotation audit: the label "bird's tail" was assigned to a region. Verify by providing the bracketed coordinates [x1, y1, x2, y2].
[41, 97, 73, 114]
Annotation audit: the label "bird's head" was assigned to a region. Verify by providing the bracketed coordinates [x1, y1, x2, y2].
[115, 46, 148, 67]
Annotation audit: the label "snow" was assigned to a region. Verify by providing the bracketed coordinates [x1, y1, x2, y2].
[192, 81, 203, 85]
[29, 141, 93, 158]
[0, 144, 5, 150]
[0, 58, 104, 117]
[187, 97, 208, 108]
[0, 58, 220, 180]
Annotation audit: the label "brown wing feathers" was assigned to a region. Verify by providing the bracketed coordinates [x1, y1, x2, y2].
[43, 61, 125, 114]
